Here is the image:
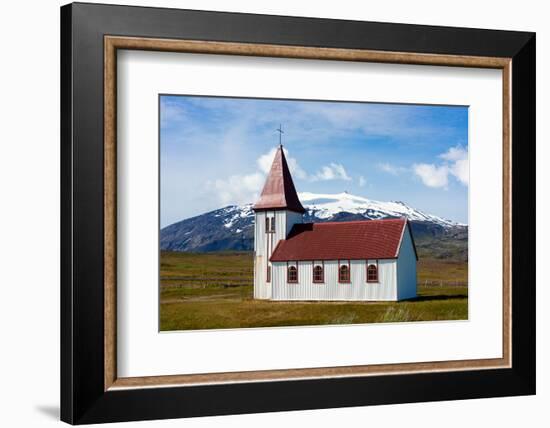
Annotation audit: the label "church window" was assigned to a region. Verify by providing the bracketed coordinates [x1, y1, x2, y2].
[313, 262, 324, 283]
[367, 261, 379, 283]
[287, 263, 298, 283]
[338, 261, 350, 283]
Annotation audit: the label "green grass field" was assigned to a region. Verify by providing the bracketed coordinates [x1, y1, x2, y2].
[159, 251, 468, 331]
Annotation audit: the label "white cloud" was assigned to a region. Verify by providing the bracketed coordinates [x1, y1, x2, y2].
[358, 176, 367, 187]
[207, 172, 265, 206]
[311, 163, 352, 182]
[209, 147, 353, 206]
[257, 147, 307, 179]
[413, 164, 449, 188]
[210, 147, 310, 206]
[286, 156, 308, 179]
[441, 145, 468, 185]
[451, 158, 469, 185]
[257, 148, 277, 174]
[260, 147, 350, 183]
[439, 145, 467, 162]
[413, 145, 468, 189]
[377, 162, 407, 175]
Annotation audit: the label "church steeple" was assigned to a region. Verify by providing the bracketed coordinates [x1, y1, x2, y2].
[253, 145, 305, 214]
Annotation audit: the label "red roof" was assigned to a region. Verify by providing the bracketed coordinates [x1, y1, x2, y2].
[270, 218, 417, 262]
[253, 146, 305, 214]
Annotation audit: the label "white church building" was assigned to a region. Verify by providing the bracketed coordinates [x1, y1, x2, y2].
[253, 145, 418, 301]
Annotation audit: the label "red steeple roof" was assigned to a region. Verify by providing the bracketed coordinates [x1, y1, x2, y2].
[253, 146, 306, 214]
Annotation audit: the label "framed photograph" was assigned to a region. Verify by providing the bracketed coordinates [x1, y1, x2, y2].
[61, 2, 535, 424]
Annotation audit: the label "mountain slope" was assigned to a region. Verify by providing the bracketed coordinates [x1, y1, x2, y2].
[161, 192, 468, 260]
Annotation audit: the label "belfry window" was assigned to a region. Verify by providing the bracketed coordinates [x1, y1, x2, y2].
[265, 216, 275, 233]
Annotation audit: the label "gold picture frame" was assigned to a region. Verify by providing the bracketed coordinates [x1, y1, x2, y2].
[103, 36, 512, 391]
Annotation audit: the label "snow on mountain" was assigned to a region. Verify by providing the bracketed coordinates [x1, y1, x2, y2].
[299, 192, 464, 228]
[209, 191, 463, 234]
[218, 204, 254, 229]
[160, 192, 466, 254]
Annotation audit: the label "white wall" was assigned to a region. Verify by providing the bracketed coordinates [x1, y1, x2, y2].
[397, 225, 418, 300]
[254, 210, 304, 298]
[272, 259, 397, 301]
[0, 1, 547, 428]
[253, 211, 270, 298]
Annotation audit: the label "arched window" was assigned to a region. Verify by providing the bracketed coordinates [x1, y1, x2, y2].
[339, 265, 350, 283]
[313, 265, 324, 283]
[287, 265, 298, 283]
[367, 263, 378, 283]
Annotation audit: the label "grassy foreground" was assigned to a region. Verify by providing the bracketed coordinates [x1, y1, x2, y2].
[160, 251, 467, 331]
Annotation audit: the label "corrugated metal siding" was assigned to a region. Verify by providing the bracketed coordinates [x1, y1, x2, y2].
[254, 210, 303, 299]
[253, 254, 268, 299]
[272, 259, 397, 301]
[253, 211, 268, 299]
[396, 224, 417, 300]
[274, 211, 286, 244]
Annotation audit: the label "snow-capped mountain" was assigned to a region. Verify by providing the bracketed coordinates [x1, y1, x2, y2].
[160, 192, 467, 258]
[299, 192, 463, 228]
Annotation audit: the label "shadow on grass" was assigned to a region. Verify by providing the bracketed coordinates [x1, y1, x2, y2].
[406, 294, 468, 302]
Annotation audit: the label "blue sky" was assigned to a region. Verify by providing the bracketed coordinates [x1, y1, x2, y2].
[160, 95, 468, 228]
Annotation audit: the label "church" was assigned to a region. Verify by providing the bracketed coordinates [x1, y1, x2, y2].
[253, 145, 418, 301]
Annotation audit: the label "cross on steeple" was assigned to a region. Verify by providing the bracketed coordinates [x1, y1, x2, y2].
[275, 124, 284, 147]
